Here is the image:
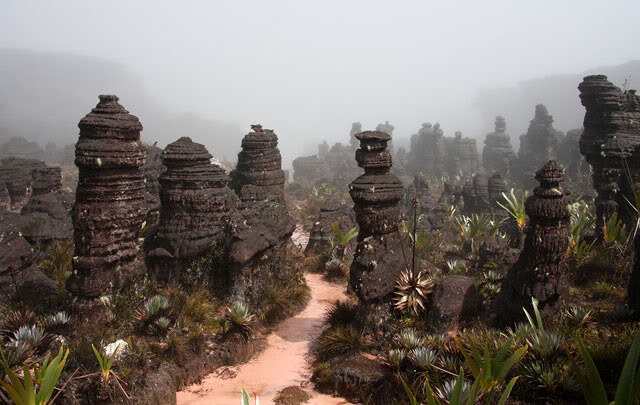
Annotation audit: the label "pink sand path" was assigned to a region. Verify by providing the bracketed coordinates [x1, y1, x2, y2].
[177, 227, 352, 405]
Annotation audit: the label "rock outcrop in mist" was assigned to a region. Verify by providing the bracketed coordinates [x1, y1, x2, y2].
[0, 49, 242, 161]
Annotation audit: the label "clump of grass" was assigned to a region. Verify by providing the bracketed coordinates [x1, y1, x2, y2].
[324, 301, 359, 328]
[315, 326, 365, 362]
[38, 240, 73, 290]
[274, 386, 312, 405]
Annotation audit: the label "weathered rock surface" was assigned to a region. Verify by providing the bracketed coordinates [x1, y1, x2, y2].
[349, 131, 406, 303]
[143, 143, 164, 228]
[578, 75, 640, 235]
[492, 161, 569, 325]
[67, 95, 147, 298]
[0, 211, 57, 305]
[21, 166, 73, 244]
[482, 116, 517, 176]
[229, 125, 295, 264]
[147, 137, 234, 274]
[427, 275, 483, 335]
[0, 157, 47, 210]
[304, 199, 355, 256]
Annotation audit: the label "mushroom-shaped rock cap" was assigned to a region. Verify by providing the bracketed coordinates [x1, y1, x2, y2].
[162, 137, 213, 165]
[78, 95, 143, 133]
[535, 160, 564, 186]
[355, 130, 391, 142]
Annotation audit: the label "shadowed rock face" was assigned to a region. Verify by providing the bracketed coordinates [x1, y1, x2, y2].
[473, 172, 490, 214]
[492, 161, 569, 326]
[148, 137, 233, 267]
[21, 166, 73, 244]
[349, 130, 406, 303]
[482, 116, 516, 176]
[229, 125, 295, 263]
[558, 128, 589, 183]
[516, 105, 561, 189]
[0, 211, 57, 306]
[142, 143, 164, 228]
[578, 75, 640, 235]
[67, 95, 147, 298]
[31, 167, 62, 195]
[304, 199, 355, 256]
[0, 157, 47, 210]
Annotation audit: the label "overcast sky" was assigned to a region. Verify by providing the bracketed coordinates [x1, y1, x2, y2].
[1, 0, 639, 163]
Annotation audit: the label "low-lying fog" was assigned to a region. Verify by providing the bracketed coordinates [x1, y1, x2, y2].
[1, 0, 639, 168]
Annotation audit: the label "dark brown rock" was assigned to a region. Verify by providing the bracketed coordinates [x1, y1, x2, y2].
[492, 161, 570, 326]
[67, 95, 147, 298]
[148, 137, 234, 271]
[578, 75, 640, 235]
[427, 275, 483, 335]
[349, 131, 406, 303]
[482, 116, 517, 176]
[143, 143, 164, 228]
[0, 157, 47, 210]
[0, 211, 57, 305]
[304, 199, 355, 256]
[229, 125, 295, 263]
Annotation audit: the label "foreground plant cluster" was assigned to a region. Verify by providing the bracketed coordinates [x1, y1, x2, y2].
[0, 242, 310, 403]
[291, 177, 640, 404]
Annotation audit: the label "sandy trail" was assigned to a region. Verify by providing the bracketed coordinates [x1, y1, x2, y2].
[177, 227, 351, 405]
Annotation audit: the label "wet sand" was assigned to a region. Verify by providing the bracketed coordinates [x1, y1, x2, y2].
[177, 227, 352, 405]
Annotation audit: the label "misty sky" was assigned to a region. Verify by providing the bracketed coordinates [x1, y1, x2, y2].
[2, 0, 640, 165]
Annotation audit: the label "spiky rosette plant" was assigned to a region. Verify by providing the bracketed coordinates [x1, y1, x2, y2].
[393, 268, 435, 316]
[225, 301, 255, 340]
[0, 310, 38, 343]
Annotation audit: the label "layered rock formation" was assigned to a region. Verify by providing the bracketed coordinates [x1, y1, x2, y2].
[578, 75, 640, 235]
[147, 137, 233, 274]
[0, 211, 56, 305]
[21, 166, 73, 244]
[67, 95, 147, 298]
[492, 161, 569, 325]
[482, 116, 517, 176]
[349, 131, 406, 303]
[488, 172, 508, 220]
[304, 199, 355, 256]
[229, 124, 295, 263]
[473, 172, 491, 214]
[292, 155, 330, 183]
[407, 123, 442, 176]
[142, 143, 164, 227]
[516, 105, 561, 188]
[447, 131, 478, 176]
[0, 157, 47, 210]
[558, 128, 589, 184]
